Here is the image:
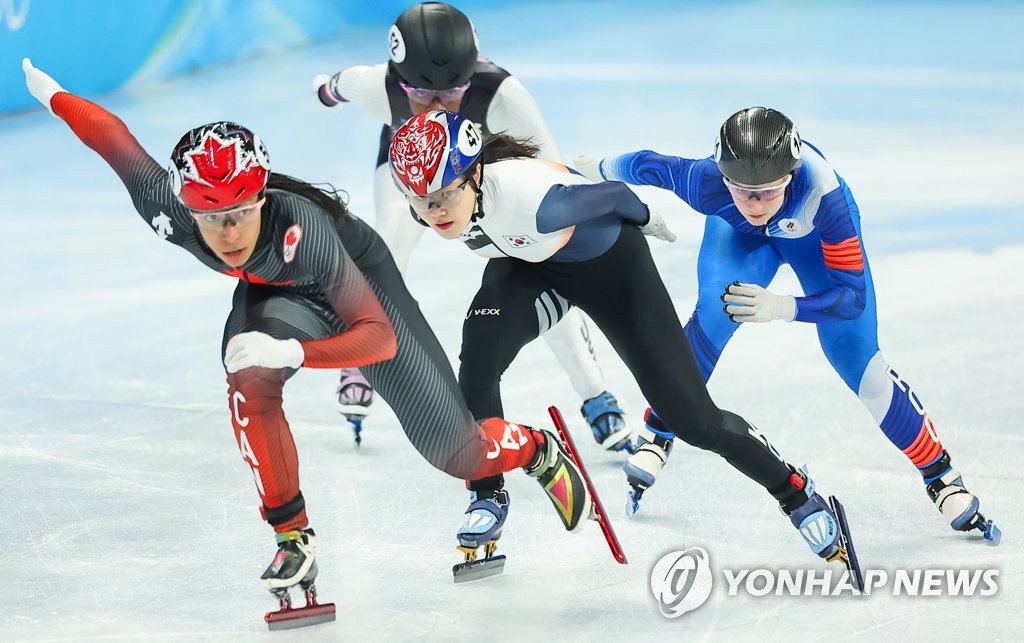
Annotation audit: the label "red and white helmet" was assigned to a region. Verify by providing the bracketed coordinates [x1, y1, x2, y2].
[168, 121, 270, 211]
[389, 110, 483, 197]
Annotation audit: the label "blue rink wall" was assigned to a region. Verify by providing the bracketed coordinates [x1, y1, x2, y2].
[0, 0, 523, 115]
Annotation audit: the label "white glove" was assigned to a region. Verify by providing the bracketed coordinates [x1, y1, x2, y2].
[721, 282, 797, 322]
[573, 154, 604, 182]
[22, 58, 66, 117]
[224, 332, 304, 373]
[638, 204, 677, 242]
[312, 73, 342, 109]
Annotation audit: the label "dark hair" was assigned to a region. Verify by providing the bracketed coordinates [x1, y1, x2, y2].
[266, 173, 350, 223]
[480, 134, 541, 164]
[460, 135, 541, 223]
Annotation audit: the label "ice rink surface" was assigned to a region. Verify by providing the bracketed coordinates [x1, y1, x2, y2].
[2, 1, 1022, 641]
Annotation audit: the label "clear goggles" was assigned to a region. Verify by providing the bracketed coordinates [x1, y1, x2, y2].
[408, 180, 471, 214]
[189, 196, 265, 230]
[399, 80, 471, 105]
[723, 174, 792, 201]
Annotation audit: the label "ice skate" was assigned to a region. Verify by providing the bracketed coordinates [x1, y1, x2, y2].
[525, 429, 593, 533]
[548, 406, 628, 564]
[261, 528, 336, 630]
[452, 489, 509, 583]
[923, 453, 1000, 544]
[337, 367, 373, 446]
[580, 390, 631, 452]
[623, 412, 674, 515]
[781, 467, 864, 591]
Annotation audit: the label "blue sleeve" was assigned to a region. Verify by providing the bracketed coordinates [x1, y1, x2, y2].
[536, 181, 650, 233]
[794, 187, 868, 323]
[600, 151, 705, 209]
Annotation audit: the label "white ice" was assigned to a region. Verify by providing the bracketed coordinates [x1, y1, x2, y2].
[1, 2, 1022, 641]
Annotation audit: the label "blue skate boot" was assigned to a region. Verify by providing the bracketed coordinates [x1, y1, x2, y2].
[922, 451, 1000, 544]
[777, 467, 864, 591]
[623, 408, 674, 515]
[453, 488, 510, 583]
[336, 367, 373, 446]
[581, 391, 631, 452]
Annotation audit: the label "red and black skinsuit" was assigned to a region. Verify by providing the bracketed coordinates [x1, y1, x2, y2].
[51, 92, 541, 533]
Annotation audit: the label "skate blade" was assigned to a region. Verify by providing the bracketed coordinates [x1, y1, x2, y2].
[350, 418, 364, 448]
[549, 406, 628, 564]
[828, 495, 864, 592]
[625, 487, 644, 517]
[452, 554, 506, 583]
[978, 515, 1001, 545]
[265, 602, 337, 631]
[599, 426, 634, 453]
[338, 404, 370, 418]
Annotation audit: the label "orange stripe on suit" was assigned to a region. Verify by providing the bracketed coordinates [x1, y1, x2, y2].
[902, 415, 943, 467]
[822, 237, 864, 271]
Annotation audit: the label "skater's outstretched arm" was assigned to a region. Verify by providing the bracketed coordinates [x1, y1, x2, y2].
[23, 58, 188, 241]
[23, 58, 397, 372]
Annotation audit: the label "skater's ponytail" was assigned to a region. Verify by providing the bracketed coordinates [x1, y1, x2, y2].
[267, 173, 351, 223]
[480, 134, 541, 164]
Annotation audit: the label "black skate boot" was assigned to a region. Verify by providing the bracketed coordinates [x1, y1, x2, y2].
[262, 529, 336, 630]
[525, 429, 593, 532]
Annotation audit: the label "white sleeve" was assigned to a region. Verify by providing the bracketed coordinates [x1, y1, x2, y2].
[485, 76, 564, 163]
[334, 63, 393, 125]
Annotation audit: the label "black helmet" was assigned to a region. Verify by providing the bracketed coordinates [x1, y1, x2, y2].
[715, 107, 801, 186]
[388, 2, 478, 89]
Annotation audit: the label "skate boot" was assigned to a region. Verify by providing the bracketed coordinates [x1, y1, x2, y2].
[452, 489, 510, 583]
[262, 528, 318, 591]
[623, 409, 675, 515]
[787, 491, 842, 561]
[525, 429, 593, 533]
[261, 529, 336, 630]
[580, 391, 631, 452]
[922, 452, 1000, 543]
[777, 467, 864, 590]
[337, 367, 373, 446]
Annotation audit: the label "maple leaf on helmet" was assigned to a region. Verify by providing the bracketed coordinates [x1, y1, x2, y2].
[168, 121, 271, 211]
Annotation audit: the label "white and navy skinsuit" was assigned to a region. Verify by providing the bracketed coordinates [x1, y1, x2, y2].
[450, 156, 817, 502]
[320, 56, 616, 417]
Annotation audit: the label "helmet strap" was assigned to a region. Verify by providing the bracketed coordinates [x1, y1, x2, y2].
[408, 204, 429, 227]
[468, 162, 485, 222]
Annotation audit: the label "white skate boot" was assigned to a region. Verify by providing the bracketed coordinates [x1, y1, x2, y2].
[923, 452, 1000, 543]
[337, 367, 373, 446]
[623, 411, 674, 515]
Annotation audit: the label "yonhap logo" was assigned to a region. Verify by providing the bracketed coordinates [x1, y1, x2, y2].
[646, 544, 1000, 616]
[649, 547, 714, 618]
